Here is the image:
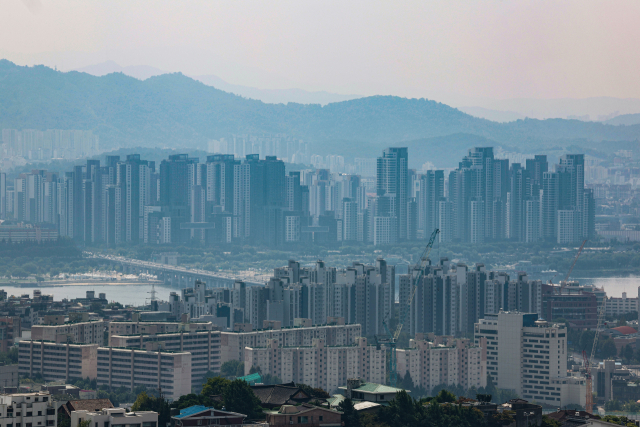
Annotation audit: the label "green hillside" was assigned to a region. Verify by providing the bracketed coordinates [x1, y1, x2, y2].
[0, 60, 638, 165]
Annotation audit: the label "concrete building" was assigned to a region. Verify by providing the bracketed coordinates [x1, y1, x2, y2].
[474, 312, 581, 407]
[0, 364, 19, 389]
[265, 404, 342, 427]
[31, 321, 106, 344]
[340, 378, 405, 404]
[171, 405, 245, 427]
[71, 408, 157, 427]
[108, 320, 215, 341]
[245, 337, 385, 394]
[109, 330, 221, 389]
[96, 348, 191, 401]
[0, 392, 57, 427]
[605, 292, 638, 317]
[18, 341, 98, 382]
[0, 317, 21, 352]
[219, 323, 361, 366]
[396, 334, 486, 393]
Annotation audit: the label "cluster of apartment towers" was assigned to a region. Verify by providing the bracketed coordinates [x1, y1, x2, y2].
[0, 146, 593, 246]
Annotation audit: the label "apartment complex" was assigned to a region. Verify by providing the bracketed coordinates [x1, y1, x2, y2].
[31, 321, 106, 344]
[219, 323, 361, 364]
[396, 334, 486, 392]
[474, 312, 582, 407]
[96, 347, 191, 400]
[401, 260, 549, 336]
[108, 320, 215, 340]
[18, 341, 98, 382]
[0, 144, 593, 246]
[109, 330, 221, 388]
[245, 337, 385, 394]
[0, 392, 57, 427]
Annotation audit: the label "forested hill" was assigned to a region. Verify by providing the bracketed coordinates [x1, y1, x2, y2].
[0, 60, 638, 160]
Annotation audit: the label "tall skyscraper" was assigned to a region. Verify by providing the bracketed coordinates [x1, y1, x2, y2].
[160, 154, 196, 243]
[0, 172, 5, 220]
[377, 147, 409, 242]
[417, 170, 444, 239]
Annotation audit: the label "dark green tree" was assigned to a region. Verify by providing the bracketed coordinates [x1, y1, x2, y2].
[170, 394, 209, 410]
[201, 376, 231, 396]
[540, 415, 562, 427]
[338, 398, 360, 427]
[601, 338, 618, 359]
[220, 360, 244, 378]
[131, 392, 171, 427]
[221, 379, 263, 419]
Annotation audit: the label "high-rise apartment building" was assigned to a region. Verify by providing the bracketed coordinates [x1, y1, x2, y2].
[376, 147, 408, 242]
[18, 341, 98, 382]
[96, 347, 191, 400]
[474, 312, 568, 406]
[245, 337, 385, 394]
[396, 334, 485, 393]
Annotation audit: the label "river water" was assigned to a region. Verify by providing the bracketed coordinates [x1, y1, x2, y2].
[1, 276, 639, 307]
[0, 283, 177, 306]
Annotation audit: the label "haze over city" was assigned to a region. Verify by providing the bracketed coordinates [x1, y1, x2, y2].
[1, 1, 640, 426]
[3, 0, 640, 117]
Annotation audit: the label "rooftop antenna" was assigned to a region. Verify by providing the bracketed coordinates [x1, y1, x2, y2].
[148, 284, 158, 302]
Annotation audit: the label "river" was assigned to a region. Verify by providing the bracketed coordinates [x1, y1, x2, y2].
[0, 283, 177, 306]
[1, 276, 639, 307]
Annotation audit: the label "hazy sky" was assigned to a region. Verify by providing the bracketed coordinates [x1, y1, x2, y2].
[1, 0, 639, 100]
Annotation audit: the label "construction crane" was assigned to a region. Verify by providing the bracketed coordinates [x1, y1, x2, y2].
[560, 239, 587, 293]
[584, 296, 606, 414]
[380, 228, 440, 387]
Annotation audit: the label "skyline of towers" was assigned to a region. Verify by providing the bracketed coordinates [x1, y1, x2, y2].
[0, 146, 594, 246]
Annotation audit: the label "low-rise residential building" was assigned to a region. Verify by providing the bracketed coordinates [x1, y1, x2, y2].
[265, 404, 342, 427]
[0, 392, 57, 427]
[109, 330, 221, 388]
[58, 399, 114, 425]
[71, 408, 158, 427]
[339, 378, 405, 404]
[31, 321, 106, 344]
[396, 334, 486, 393]
[245, 337, 384, 394]
[220, 322, 361, 365]
[171, 405, 245, 427]
[96, 347, 191, 400]
[18, 341, 98, 382]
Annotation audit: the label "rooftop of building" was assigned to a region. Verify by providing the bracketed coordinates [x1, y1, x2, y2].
[266, 403, 341, 416]
[223, 323, 359, 334]
[75, 408, 156, 417]
[172, 405, 245, 420]
[110, 330, 220, 338]
[338, 382, 406, 394]
[610, 326, 637, 335]
[18, 340, 99, 347]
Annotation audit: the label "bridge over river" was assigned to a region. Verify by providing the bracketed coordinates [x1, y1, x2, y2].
[85, 253, 268, 288]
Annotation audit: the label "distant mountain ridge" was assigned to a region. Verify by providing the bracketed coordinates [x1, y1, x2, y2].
[73, 60, 361, 105]
[1, 60, 639, 167]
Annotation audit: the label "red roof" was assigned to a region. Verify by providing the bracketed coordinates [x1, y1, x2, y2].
[611, 326, 637, 335]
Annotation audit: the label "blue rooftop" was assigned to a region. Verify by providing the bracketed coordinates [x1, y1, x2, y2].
[174, 405, 209, 419]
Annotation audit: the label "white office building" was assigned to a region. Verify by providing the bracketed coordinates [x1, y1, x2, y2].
[474, 312, 583, 407]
